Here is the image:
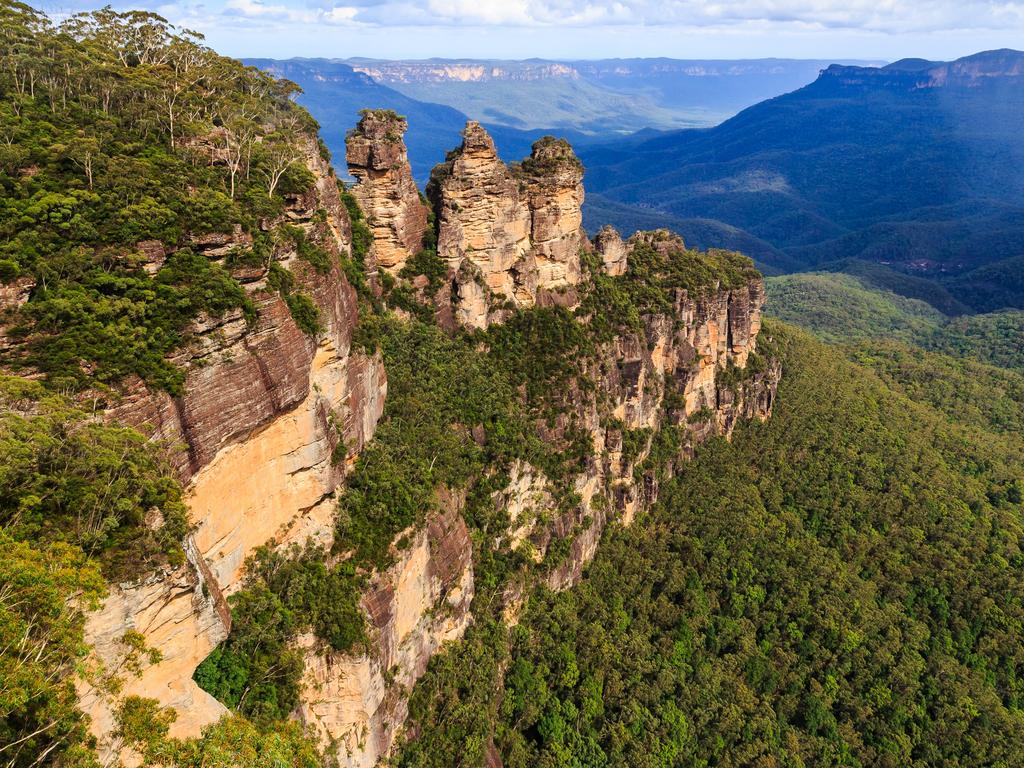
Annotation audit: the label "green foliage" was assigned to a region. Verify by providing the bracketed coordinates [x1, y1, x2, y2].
[284, 292, 322, 336]
[191, 541, 367, 722]
[0, 361, 193, 768]
[0, 375, 189, 580]
[400, 620, 509, 768]
[340, 186, 372, 264]
[115, 697, 322, 767]
[10, 248, 255, 394]
[768, 271, 1024, 373]
[192, 578, 306, 723]
[848, 341, 1024, 437]
[767, 271, 945, 346]
[263, 259, 321, 336]
[820, 258, 971, 316]
[944, 254, 1024, 313]
[285, 224, 333, 274]
[0, 2, 318, 392]
[399, 248, 447, 292]
[396, 323, 1024, 767]
[932, 311, 1024, 372]
[579, 235, 758, 341]
[484, 306, 593, 407]
[0, 530, 106, 768]
[199, 302, 611, 719]
[336, 314, 550, 569]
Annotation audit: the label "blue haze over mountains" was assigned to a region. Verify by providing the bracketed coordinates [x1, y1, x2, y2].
[249, 51, 1024, 314]
[244, 57, 874, 181]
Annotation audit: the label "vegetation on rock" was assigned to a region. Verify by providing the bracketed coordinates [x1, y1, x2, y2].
[396, 323, 1024, 767]
[0, 1, 321, 392]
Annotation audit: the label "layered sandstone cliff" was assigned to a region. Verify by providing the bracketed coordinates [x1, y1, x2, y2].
[77, 115, 780, 768]
[307, 226, 778, 767]
[297, 492, 473, 768]
[425, 122, 587, 328]
[78, 134, 387, 756]
[346, 110, 429, 273]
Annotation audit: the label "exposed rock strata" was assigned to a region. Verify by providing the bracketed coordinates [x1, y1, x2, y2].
[297, 493, 473, 768]
[346, 111, 428, 273]
[542, 274, 778, 590]
[594, 225, 628, 276]
[427, 122, 587, 328]
[78, 117, 780, 768]
[79, 133, 387, 756]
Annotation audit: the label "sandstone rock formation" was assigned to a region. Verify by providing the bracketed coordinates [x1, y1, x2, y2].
[298, 492, 473, 768]
[594, 224, 628, 276]
[427, 122, 587, 328]
[77, 117, 780, 768]
[517, 136, 586, 292]
[505, 265, 778, 592]
[78, 133, 387, 757]
[346, 110, 428, 273]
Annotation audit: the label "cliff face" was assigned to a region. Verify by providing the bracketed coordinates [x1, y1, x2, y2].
[77, 115, 779, 768]
[542, 270, 777, 590]
[425, 122, 587, 328]
[78, 134, 387, 756]
[298, 492, 473, 768]
[346, 111, 429, 273]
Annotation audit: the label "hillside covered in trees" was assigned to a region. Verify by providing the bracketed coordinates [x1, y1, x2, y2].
[1, 2, 1023, 767]
[393, 324, 1024, 768]
[580, 51, 1024, 314]
[0, 2, 337, 763]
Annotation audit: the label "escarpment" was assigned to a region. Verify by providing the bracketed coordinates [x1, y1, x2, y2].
[346, 110, 429, 274]
[77, 133, 387, 754]
[75, 113, 778, 768]
[297, 492, 474, 768]
[283, 125, 780, 768]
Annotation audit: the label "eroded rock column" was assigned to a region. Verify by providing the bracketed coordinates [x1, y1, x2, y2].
[346, 110, 428, 273]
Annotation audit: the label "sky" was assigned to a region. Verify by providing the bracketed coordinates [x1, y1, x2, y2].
[40, 0, 1024, 60]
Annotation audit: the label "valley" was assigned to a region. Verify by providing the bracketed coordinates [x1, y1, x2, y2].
[1, 3, 1023, 768]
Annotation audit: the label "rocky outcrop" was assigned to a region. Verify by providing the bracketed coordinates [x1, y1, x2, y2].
[594, 225, 627, 276]
[346, 110, 429, 273]
[0, 275, 35, 354]
[77, 113, 780, 768]
[427, 122, 587, 328]
[297, 493, 473, 768]
[563, 277, 776, 586]
[428, 121, 532, 315]
[514, 265, 778, 592]
[516, 136, 586, 294]
[78, 133, 387, 756]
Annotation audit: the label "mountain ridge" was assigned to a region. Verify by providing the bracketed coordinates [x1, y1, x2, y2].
[580, 49, 1024, 310]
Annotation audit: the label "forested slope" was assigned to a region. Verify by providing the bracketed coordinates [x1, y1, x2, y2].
[0, 2, 338, 763]
[395, 324, 1024, 768]
[767, 272, 1024, 372]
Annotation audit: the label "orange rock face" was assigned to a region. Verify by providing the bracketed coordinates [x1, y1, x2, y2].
[427, 122, 587, 328]
[78, 133, 387, 759]
[346, 110, 429, 273]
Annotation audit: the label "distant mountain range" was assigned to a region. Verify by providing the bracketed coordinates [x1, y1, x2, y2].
[244, 57, 608, 182]
[245, 57, 875, 181]
[341, 58, 878, 132]
[580, 50, 1024, 312]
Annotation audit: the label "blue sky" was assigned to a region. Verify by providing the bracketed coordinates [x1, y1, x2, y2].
[41, 0, 1024, 60]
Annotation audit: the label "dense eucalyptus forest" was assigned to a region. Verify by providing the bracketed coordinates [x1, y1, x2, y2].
[1, 2, 1023, 767]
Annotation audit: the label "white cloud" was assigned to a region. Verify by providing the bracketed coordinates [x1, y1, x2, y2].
[273, 0, 1024, 31]
[77, 0, 1024, 35]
